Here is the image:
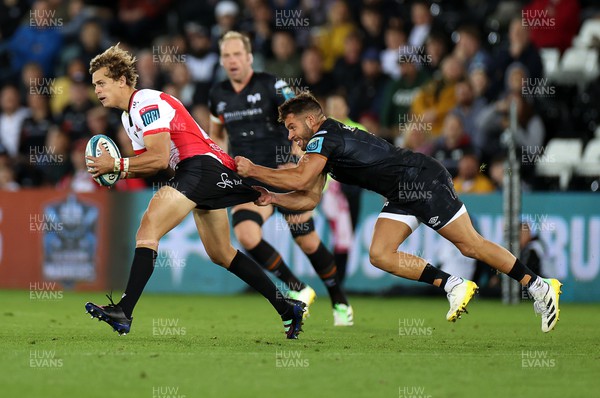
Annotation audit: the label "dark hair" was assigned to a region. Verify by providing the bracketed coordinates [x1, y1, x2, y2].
[278, 92, 324, 123]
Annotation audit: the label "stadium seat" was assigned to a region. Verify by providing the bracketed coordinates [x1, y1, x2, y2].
[535, 138, 583, 190]
[574, 138, 600, 177]
[540, 48, 561, 81]
[572, 19, 600, 48]
[556, 47, 599, 86]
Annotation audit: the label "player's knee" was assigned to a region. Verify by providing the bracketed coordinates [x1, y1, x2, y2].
[369, 246, 386, 268]
[294, 232, 320, 254]
[206, 245, 236, 267]
[232, 210, 263, 248]
[456, 238, 484, 260]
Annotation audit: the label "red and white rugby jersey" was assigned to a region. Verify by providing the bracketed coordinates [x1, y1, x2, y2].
[121, 89, 235, 170]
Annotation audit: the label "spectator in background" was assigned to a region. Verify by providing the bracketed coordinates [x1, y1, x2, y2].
[400, 121, 434, 153]
[60, 19, 108, 75]
[523, 0, 580, 53]
[490, 17, 543, 98]
[244, 1, 273, 56]
[50, 58, 95, 116]
[488, 154, 506, 190]
[0, 0, 28, 42]
[380, 46, 431, 140]
[423, 30, 449, 76]
[19, 62, 46, 102]
[163, 63, 196, 108]
[430, 113, 474, 177]
[300, 47, 336, 103]
[212, 1, 240, 48]
[265, 31, 302, 80]
[114, 0, 172, 48]
[57, 138, 97, 192]
[324, 93, 365, 281]
[357, 111, 383, 137]
[57, 78, 95, 140]
[332, 31, 363, 96]
[380, 27, 407, 80]
[8, 0, 63, 78]
[0, 85, 30, 158]
[135, 50, 165, 90]
[315, 0, 357, 71]
[408, 0, 433, 48]
[359, 5, 385, 50]
[19, 93, 54, 160]
[86, 106, 113, 138]
[347, 48, 390, 120]
[453, 152, 496, 193]
[411, 55, 464, 137]
[478, 63, 545, 168]
[326, 93, 366, 130]
[469, 65, 495, 103]
[0, 152, 19, 191]
[184, 23, 219, 86]
[452, 25, 492, 77]
[451, 79, 487, 152]
[40, 125, 70, 185]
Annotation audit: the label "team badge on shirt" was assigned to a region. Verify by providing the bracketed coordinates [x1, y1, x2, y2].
[140, 105, 160, 126]
[305, 137, 324, 153]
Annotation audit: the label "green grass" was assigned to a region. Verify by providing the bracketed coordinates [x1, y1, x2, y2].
[0, 290, 598, 398]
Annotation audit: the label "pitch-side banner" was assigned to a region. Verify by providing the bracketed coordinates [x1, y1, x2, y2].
[0, 190, 111, 291]
[135, 191, 599, 303]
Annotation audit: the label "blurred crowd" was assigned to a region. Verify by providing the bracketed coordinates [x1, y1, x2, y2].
[0, 0, 598, 192]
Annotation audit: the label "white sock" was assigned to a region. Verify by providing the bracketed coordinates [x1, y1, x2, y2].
[444, 276, 463, 293]
[527, 277, 547, 298]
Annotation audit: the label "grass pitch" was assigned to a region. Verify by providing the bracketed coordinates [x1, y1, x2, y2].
[0, 290, 598, 398]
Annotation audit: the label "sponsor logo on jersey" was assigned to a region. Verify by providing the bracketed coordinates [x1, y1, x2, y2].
[247, 93, 262, 104]
[305, 137, 324, 153]
[140, 105, 160, 126]
[217, 101, 226, 114]
[216, 173, 242, 189]
[341, 124, 356, 131]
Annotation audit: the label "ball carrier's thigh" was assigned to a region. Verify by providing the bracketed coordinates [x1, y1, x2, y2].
[231, 202, 275, 249]
[193, 208, 239, 267]
[137, 186, 197, 251]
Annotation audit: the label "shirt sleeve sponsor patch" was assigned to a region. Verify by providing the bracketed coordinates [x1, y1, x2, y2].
[140, 104, 161, 126]
[305, 136, 324, 153]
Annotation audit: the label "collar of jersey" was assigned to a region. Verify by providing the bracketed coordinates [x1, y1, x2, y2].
[127, 89, 140, 113]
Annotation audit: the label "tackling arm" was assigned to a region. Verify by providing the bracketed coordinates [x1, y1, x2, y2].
[237, 153, 328, 191]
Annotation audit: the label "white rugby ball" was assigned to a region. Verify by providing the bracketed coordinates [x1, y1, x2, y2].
[85, 134, 121, 187]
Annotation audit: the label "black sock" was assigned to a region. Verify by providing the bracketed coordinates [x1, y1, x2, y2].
[118, 247, 156, 318]
[334, 252, 348, 284]
[418, 263, 451, 288]
[507, 258, 539, 285]
[228, 250, 291, 316]
[248, 239, 306, 291]
[306, 242, 348, 306]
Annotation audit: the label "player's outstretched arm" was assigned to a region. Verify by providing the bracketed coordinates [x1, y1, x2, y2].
[236, 153, 327, 191]
[253, 172, 326, 211]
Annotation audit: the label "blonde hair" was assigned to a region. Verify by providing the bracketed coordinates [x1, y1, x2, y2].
[219, 31, 252, 53]
[89, 43, 138, 87]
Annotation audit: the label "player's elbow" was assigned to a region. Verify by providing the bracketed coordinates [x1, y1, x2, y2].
[154, 153, 170, 170]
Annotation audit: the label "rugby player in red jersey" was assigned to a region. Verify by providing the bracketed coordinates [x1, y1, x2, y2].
[84, 44, 305, 339]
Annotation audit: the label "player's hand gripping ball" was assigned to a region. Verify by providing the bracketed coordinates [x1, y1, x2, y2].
[85, 134, 121, 186]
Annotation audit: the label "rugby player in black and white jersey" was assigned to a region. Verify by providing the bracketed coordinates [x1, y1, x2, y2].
[83, 44, 306, 339]
[236, 93, 563, 333]
[209, 32, 353, 326]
